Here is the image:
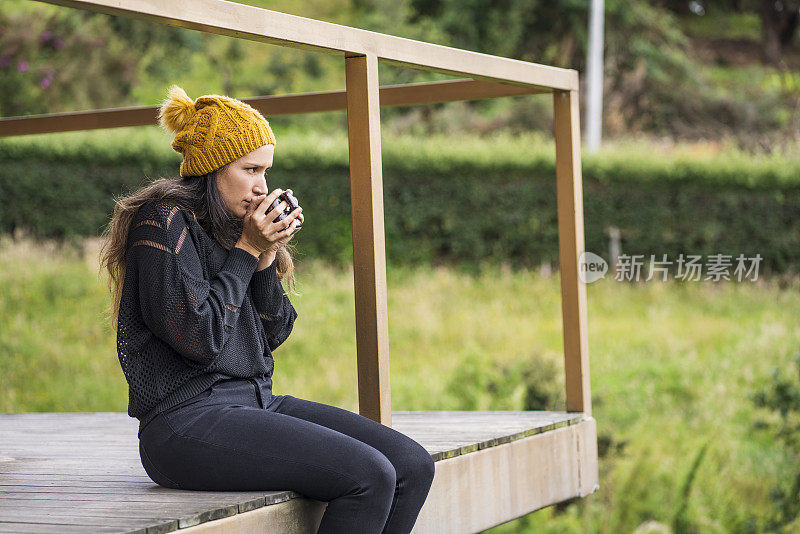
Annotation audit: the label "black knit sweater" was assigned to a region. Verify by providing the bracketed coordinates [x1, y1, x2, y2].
[116, 198, 297, 435]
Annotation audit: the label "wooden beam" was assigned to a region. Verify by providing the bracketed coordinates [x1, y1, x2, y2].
[553, 89, 592, 415]
[0, 78, 545, 138]
[345, 53, 392, 426]
[379, 78, 547, 106]
[0, 106, 158, 138]
[32, 0, 577, 91]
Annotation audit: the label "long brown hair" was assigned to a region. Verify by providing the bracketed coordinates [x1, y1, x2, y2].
[98, 166, 298, 331]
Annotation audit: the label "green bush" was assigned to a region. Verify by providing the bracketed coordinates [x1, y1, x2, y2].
[1, 129, 798, 274]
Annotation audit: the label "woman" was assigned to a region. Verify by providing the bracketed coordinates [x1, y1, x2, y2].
[99, 86, 435, 533]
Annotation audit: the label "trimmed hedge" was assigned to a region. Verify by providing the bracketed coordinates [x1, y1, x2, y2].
[1, 129, 798, 274]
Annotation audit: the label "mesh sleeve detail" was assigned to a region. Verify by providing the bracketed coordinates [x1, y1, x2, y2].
[128, 200, 259, 365]
[131, 239, 171, 254]
[250, 261, 297, 352]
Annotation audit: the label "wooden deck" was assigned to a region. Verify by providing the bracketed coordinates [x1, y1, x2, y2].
[0, 411, 598, 533]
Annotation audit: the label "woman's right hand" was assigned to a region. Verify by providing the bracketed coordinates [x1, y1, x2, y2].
[236, 188, 303, 256]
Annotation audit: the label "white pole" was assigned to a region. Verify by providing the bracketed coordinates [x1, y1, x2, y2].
[586, 0, 605, 152]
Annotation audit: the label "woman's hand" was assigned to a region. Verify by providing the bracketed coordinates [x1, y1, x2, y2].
[237, 188, 303, 256]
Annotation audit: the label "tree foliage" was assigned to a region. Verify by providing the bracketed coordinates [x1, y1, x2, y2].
[1, 0, 797, 146]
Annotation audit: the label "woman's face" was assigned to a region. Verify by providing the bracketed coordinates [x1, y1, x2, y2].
[216, 143, 275, 218]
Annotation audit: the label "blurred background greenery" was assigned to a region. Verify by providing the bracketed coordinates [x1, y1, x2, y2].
[2, 0, 799, 149]
[1, 0, 800, 532]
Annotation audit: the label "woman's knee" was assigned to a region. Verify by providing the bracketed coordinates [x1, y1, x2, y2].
[410, 445, 436, 488]
[351, 449, 397, 500]
[390, 442, 435, 499]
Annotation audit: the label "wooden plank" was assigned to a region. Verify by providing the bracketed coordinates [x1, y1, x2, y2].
[0, 498, 279, 514]
[393, 410, 582, 420]
[0, 475, 153, 488]
[0, 483, 156, 491]
[0, 79, 544, 137]
[0, 485, 270, 495]
[0, 478, 152, 485]
[415, 420, 596, 533]
[0, 515, 164, 529]
[1, 496, 234, 530]
[0, 493, 261, 504]
[32, 0, 577, 91]
[0, 523, 132, 533]
[345, 53, 392, 426]
[576, 413, 600, 497]
[0, 468, 156, 475]
[0, 496, 318, 531]
[171, 497, 326, 534]
[553, 89, 592, 415]
[0, 468, 152, 475]
[0, 513, 171, 524]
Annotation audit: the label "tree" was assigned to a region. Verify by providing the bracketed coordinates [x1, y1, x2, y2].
[658, 0, 800, 68]
[759, 0, 799, 67]
[0, 5, 200, 116]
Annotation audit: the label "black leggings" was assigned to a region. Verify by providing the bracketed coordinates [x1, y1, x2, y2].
[138, 378, 435, 533]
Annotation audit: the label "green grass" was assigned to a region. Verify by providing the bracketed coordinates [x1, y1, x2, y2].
[1, 234, 799, 532]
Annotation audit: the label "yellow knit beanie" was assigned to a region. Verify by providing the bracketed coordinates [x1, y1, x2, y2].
[157, 85, 277, 177]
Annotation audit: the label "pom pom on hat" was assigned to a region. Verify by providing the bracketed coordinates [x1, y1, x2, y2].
[158, 85, 196, 134]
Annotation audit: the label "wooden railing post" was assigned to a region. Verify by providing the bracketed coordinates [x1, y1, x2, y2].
[553, 89, 592, 415]
[344, 52, 392, 426]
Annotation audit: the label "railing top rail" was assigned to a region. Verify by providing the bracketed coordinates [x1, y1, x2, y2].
[33, 0, 578, 92]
